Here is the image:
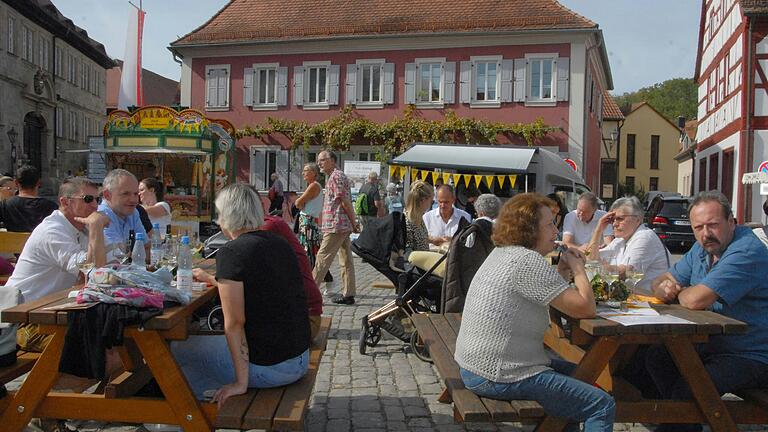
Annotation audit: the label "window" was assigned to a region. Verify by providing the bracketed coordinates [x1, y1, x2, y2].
[358, 152, 377, 162]
[418, 62, 442, 103]
[359, 63, 382, 104]
[38, 36, 49, 70]
[307, 65, 328, 104]
[7, 17, 15, 54]
[68, 111, 77, 141]
[81, 62, 89, 90]
[68, 54, 77, 83]
[54, 46, 63, 77]
[709, 153, 719, 190]
[698, 158, 707, 192]
[255, 66, 276, 105]
[205, 64, 230, 109]
[21, 26, 33, 62]
[722, 149, 734, 201]
[626, 134, 636, 169]
[92, 70, 100, 96]
[529, 58, 554, 100]
[473, 58, 499, 102]
[625, 176, 635, 191]
[649, 177, 659, 191]
[650, 135, 660, 170]
[55, 107, 64, 137]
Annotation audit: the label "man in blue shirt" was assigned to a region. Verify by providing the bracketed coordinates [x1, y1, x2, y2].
[648, 191, 768, 432]
[98, 169, 147, 263]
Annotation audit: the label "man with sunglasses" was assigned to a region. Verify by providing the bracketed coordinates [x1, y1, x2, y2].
[97, 169, 149, 263]
[0, 165, 58, 232]
[2, 177, 109, 353]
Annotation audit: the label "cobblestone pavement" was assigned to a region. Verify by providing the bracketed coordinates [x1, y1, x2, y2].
[15, 255, 768, 431]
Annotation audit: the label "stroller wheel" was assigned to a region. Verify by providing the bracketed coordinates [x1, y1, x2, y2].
[359, 316, 382, 355]
[409, 330, 432, 363]
[207, 305, 224, 331]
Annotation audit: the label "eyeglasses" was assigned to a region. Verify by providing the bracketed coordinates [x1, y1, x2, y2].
[70, 195, 102, 204]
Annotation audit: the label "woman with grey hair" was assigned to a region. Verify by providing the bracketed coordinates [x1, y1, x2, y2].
[294, 162, 324, 267]
[172, 183, 310, 407]
[587, 196, 670, 294]
[472, 193, 501, 239]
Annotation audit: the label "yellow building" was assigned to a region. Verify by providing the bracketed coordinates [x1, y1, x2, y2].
[617, 103, 680, 193]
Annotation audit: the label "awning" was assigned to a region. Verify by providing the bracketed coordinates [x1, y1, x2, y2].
[64, 148, 209, 155]
[742, 172, 768, 184]
[390, 143, 536, 174]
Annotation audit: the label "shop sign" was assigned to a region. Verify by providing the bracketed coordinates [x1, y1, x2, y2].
[140, 117, 171, 129]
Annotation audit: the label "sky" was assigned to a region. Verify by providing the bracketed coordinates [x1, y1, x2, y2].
[52, 0, 701, 95]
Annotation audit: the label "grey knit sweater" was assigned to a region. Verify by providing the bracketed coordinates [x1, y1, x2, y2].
[455, 245, 569, 383]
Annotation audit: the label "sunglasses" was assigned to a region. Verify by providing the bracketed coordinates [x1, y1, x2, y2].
[70, 195, 102, 204]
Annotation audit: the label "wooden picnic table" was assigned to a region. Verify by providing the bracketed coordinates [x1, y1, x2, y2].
[0, 259, 222, 432]
[543, 303, 767, 432]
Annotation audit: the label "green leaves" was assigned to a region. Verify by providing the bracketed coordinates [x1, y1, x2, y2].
[235, 105, 558, 159]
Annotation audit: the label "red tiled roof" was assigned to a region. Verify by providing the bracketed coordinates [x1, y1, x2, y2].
[171, 0, 597, 46]
[106, 60, 180, 109]
[602, 91, 624, 120]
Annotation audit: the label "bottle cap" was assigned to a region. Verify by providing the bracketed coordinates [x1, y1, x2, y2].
[136, 233, 146, 241]
[180, 235, 190, 245]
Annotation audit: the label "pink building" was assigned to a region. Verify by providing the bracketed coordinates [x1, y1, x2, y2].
[169, 0, 613, 192]
[694, 0, 768, 222]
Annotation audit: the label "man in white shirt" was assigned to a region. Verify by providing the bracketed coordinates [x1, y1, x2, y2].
[423, 185, 471, 246]
[3, 177, 109, 352]
[562, 192, 614, 252]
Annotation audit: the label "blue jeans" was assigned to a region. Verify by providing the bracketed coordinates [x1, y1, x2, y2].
[460, 360, 615, 432]
[171, 335, 309, 399]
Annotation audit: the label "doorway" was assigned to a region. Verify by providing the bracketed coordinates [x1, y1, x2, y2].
[23, 112, 46, 174]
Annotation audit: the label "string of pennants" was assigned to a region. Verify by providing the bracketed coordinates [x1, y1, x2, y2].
[389, 166, 517, 189]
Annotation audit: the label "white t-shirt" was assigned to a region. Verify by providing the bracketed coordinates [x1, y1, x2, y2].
[4, 210, 88, 303]
[753, 227, 768, 249]
[562, 209, 613, 246]
[422, 207, 471, 240]
[149, 201, 172, 235]
[599, 225, 670, 294]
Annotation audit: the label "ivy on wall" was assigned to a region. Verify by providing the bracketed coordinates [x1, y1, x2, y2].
[235, 105, 559, 160]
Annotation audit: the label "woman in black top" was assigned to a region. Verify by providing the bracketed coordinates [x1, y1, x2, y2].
[172, 184, 310, 407]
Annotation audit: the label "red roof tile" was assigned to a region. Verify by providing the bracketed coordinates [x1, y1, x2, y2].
[602, 91, 624, 120]
[171, 0, 597, 46]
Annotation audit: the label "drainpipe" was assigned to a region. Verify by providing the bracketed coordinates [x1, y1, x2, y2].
[744, 18, 754, 223]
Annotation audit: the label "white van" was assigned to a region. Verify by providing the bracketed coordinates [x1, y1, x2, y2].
[390, 143, 591, 211]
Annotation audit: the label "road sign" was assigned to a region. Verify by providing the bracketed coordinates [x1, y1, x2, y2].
[758, 161, 768, 173]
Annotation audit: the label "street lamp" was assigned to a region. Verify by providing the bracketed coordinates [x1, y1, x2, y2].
[7, 127, 18, 173]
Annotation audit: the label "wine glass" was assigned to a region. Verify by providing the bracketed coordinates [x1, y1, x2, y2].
[112, 241, 127, 264]
[625, 265, 645, 300]
[76, 255, 95, 283]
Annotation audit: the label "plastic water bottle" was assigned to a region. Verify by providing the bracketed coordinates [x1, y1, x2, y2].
[150, 223, 164, 266]
[176, 235, 193, 292]
[132, 232, 147, 267]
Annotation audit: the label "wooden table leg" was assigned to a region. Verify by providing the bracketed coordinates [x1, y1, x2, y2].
[1, 327, 66, 432]
[537, 336, 620, 432]
[129, 329, 212, 432]
[663, 336, 737, 432]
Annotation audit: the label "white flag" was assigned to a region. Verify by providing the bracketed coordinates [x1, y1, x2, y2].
[117, 4, 145, 110]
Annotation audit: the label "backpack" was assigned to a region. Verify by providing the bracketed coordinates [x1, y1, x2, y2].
[355, 193, 369, 216]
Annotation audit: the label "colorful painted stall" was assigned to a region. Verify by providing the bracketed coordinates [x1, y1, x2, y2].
[102, 106, 236, 233]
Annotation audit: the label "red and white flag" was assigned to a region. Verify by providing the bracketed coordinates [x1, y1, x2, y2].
[117, 2, 145, 110]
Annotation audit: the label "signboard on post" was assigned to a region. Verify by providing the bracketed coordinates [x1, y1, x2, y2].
[87, 136, 107, 183]
[343, 160, 381, 194]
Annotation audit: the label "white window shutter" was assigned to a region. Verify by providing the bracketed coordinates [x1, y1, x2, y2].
[383, 62, 395, 104]
[459, 61, 471, 103]
[346, 64, 357, 105]
[243, 67, 253, 107]
[251, 148, 267, 189]
[500, 60, 514, 102]
[277, 66, 288, 106]
[513, 58, 526, 102]
[328, 64, 340, 105]
[443, 62, 455, 104]
[217, 69, 228, 106]
[404, 63, 416, 104]
[206, 70, 217, 106]
[556, 57, 570, 101]
[293, 66, 304, 106]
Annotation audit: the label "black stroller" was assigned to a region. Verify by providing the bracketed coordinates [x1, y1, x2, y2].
[353, 215, 494, 361]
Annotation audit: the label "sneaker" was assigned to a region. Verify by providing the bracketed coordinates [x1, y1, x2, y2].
[323, 281, 334, 296]
[332, 295, 355, 305]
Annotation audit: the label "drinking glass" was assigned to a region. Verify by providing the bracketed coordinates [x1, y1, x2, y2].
[112, 241, 127, 263]
[76, 255, 95, 283]
[585, 261, 601, 282]
[625, 265, 645, 300]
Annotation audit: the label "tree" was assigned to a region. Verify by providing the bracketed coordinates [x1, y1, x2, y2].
[613, 78, 697, 121]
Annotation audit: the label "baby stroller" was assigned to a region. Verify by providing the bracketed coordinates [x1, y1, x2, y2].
[354, 217, 494, 361]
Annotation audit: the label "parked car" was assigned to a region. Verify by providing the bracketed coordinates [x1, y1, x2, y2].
[644, 195, 694, 252]
[643, 191, 682, 211]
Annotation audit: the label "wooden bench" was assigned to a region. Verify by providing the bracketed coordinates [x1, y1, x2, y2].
[412, 313, 545, 424]
[213, 316, 332, 431]
[0, 231, 31, 285]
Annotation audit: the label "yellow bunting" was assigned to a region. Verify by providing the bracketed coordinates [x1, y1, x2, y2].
[509, 175, 517, 188]
[442, 173, 450, 184]
[399, 166, 407, 178]
[430, 171, 439, 183]
[473, 175, 483, 187]
[389, 166, 397, 177]
[463, 174, 471, 188]
[485, 175, 495, 188]
[497, 175, 507, 188]
[452, 174, 462, 186]
[420, 170, 429, 181]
